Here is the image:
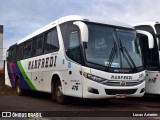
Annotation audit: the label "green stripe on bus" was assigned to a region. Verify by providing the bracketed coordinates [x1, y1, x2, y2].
[17, 61, 36, 90]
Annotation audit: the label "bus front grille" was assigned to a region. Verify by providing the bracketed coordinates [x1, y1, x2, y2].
[101, 80, 143, 86]
[105, 89, 137, 95]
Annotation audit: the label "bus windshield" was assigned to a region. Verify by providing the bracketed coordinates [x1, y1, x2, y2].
[85, 23, 142, 70]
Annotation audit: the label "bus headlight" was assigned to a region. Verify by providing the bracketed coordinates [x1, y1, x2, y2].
[82, 72, 107, 82]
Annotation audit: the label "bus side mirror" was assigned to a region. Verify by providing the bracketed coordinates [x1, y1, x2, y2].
[137, 30, 154, 49]
[73, 21, 88, 42]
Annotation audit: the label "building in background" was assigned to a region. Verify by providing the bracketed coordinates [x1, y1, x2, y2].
[0, 25, 3, 70]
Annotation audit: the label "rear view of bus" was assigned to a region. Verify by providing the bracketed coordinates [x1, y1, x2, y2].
[5, 16, 149, 103]
[134, 22, 160, 95]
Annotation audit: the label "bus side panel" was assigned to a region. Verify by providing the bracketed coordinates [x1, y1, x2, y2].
[42, 71, 52, 92]
[145, 70, 160, 94]
[62, 61, 82, 98]
[17, 60, 36, 91]
[5, 61, 34, 90]
[42, 70, 67, 93]
[6, 62, 17, 88]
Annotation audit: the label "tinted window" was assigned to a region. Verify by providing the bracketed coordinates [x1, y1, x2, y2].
[23, 40, 32, 59]
[66, 31, 81, 63]
[8, 50, 12, 62]
[13, 48, 16, 61]
[50, 29, 59, 51]
[11, 48, 16, 61]
[44, 28, 59, 53]
[60, 22, 79, 50]
[44, 33, 50, 52]
[16, 44, 23, 60]
[60, 22, 82, 64]
[31, 37, 37, 57]
[35, 35, 43, 55]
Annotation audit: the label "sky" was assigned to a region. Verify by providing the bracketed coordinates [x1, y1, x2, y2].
[0, 0, 160, 59]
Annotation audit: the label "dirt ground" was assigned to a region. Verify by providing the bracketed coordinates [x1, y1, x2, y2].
[0, 73, 16, 96]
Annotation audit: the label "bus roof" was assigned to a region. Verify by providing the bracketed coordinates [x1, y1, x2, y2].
[9, 44, 17, 49]
[133, 21, 160, 27]
[17, 15, 134, 44]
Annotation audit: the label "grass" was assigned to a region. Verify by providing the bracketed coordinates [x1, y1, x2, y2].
[0, 73, 16, 96]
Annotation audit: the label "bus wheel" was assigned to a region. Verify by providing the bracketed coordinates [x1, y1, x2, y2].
[55, 81, 69, 104]
[16, 80, 25, 96]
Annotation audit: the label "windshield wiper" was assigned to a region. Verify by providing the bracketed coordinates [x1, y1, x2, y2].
[119, 39, 137, 70]
[107, 40, 117, 68]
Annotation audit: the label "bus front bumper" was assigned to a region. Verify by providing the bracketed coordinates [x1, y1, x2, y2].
[82, 80, 145, 99]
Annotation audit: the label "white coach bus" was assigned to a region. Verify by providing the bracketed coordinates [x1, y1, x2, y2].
[134, 22, 160, 95]
[5, 15, 152, 103]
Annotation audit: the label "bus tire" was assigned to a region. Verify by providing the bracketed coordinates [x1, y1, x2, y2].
[16, 80, 25, 96]
[55, 80, 69, 104]
[51, 83, 56, 101]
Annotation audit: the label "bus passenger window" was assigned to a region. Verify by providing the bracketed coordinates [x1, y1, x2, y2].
[44, 32, 51, 53]
[16, 44, 23, 60]
[36, 35, 43, 55]
[27, 41, 32, 57]
[8, 50, 12, 62]
[44, 28, 59, 53]
[23, 41, 32, 59]
[11, 48, 16, 61]
[23, 42, 28, 59]
[31, 37, 37, 56]
[50, 29, 59, 51]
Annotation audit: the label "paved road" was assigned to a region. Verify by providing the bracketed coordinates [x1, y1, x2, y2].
[0, 92, 160, 120]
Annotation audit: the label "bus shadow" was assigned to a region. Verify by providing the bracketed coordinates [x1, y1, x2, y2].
[25, 91, 111, 106]
[25, 90, 52, 101]
[24, 91, 129, 107]
[127, 94, 160, 103]
[23, 90, 160, 109]
[122, 94, 160, 109]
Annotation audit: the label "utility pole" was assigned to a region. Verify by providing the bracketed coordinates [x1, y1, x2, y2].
[0, 25, 3, 75]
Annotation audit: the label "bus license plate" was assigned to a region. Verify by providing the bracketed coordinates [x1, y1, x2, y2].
[116, 94, 126, 98]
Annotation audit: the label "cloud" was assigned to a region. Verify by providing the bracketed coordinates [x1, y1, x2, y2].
[1, 0, 160, 59]
[77, 0, 160, 24]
